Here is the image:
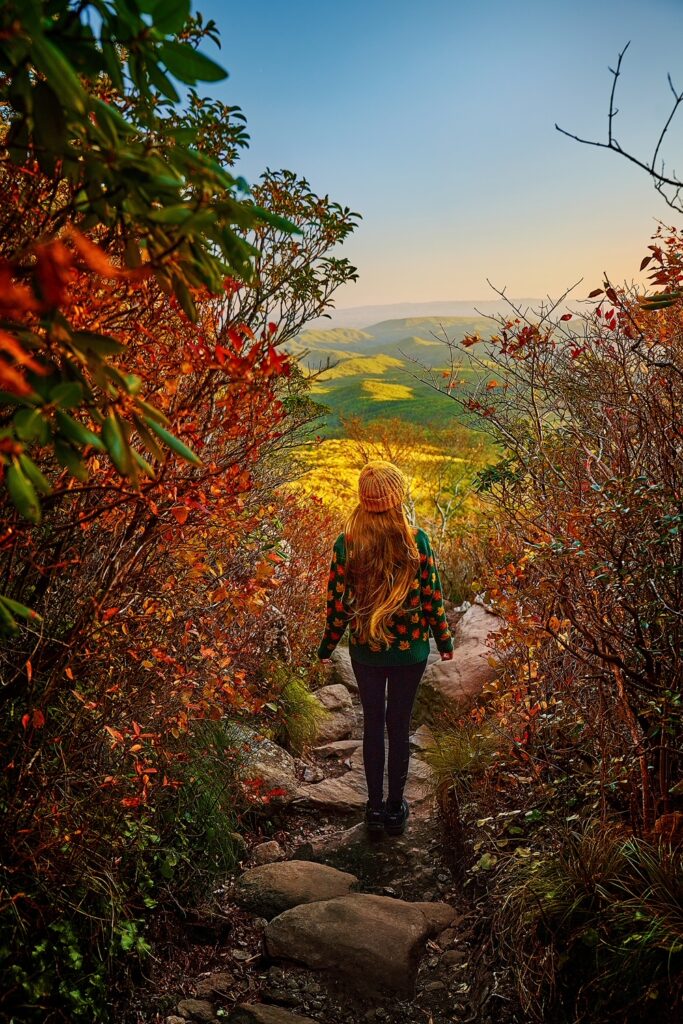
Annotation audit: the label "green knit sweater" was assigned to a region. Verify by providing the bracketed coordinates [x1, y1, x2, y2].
[317, 526, 454, 666]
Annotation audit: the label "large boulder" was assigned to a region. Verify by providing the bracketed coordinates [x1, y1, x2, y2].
[234, 860, 358, 919]
[328, 646, 358, 693]
[237, 731, 299, 806]
[421, 605, 504, 709]
[264, 893, 458, 997]
[310, 684, 356, 743]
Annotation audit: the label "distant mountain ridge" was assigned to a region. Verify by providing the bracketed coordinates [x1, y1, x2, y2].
[306, 298, 541, 330]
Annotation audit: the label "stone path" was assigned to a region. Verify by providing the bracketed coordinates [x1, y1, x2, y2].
[162, 605, 506, 1024]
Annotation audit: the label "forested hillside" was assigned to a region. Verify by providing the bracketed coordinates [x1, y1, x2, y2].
[285, 316, 495, 434]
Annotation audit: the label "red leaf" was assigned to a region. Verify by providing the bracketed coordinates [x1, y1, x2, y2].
[588, 288, 604, 298]
[21, 713, 30, 730]
[121, 795, 143, 808]
[560, 313, 572, 321]
[640, 256, 653, 271]
[32, 708, 45, 728]
[34, 240, 73, 306]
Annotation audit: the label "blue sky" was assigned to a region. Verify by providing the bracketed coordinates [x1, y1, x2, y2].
[200, 0, 683, 307]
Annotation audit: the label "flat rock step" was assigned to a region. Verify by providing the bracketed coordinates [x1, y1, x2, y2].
[264, 892, 457, 997]
[294, 753, 433, 815]
[234, 860, 358, 919]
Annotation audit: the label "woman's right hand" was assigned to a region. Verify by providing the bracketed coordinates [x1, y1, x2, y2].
[440, 651, 454, 661]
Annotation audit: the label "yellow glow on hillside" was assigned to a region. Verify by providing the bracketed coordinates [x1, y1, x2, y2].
[280, 438, 472, 521]
[361, 379, 415, 401]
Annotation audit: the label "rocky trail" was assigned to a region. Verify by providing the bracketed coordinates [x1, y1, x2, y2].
[149, 605, 511, 1024]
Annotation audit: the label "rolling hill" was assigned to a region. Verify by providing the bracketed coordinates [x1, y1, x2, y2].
[286, 315, 495, 436]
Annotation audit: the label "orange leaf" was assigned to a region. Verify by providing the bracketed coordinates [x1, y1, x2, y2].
[171, 507, 189, 525]
[67, 227, 120, 278]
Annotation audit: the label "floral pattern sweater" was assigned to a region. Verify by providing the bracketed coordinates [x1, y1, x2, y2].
[317, 527, 454, 666]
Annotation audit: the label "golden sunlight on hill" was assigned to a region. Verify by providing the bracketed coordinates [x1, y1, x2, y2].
[280, 438, 475, 521]
[361, 380, 415, 400]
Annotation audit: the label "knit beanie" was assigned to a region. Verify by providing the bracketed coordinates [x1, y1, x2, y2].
[358, 460, 406, 513]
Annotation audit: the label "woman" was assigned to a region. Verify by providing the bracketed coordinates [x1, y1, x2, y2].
[317, 460, 454, 836]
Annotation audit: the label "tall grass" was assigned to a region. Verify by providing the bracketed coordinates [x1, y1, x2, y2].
[492, 819, 683, 1023]
[263, 660, 328, 754]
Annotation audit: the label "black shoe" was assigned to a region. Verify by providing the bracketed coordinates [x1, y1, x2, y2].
[384, 798, 410, 835]
[364, 799, 385, 835]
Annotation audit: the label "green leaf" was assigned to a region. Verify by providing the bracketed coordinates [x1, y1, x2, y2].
[69, 332, 126, 358]
[146, 59, 180, 103]
[102, 411, 133, 476]
[159, 42, 227, 85]
[13, 408, 49, 443]
[131, 449, 156, 480]
[19, 454, 52, 496]
[55, 410, 105, 451]
[151, 0, 191, 35]
[0, 389, 37, 407]
[7, 461, 41, 523]
[0, 599, 19, 637]
[0, 594, 42, 622]
[30, 34, 87, 116]
[135, 398, 170, 426]
[54, 440, 89, 482]
[50, 381, 83, 409]
[132, 414, 164, 461]
[144, 418, 202, 466]
[32, 81, 66, 170]
[148, 205, 196, 224]
[174, 279, 196, 319]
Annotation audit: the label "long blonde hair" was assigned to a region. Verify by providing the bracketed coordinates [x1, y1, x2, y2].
[342, 503, 420, 650]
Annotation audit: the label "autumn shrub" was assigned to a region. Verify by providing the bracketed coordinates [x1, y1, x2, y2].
[0, 4, 357, 1021]
[430, 231, 683, 836]
[492, 819, 683, 1023]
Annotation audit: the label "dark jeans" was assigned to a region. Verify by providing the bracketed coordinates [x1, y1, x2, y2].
[350, 658, 429, 808]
